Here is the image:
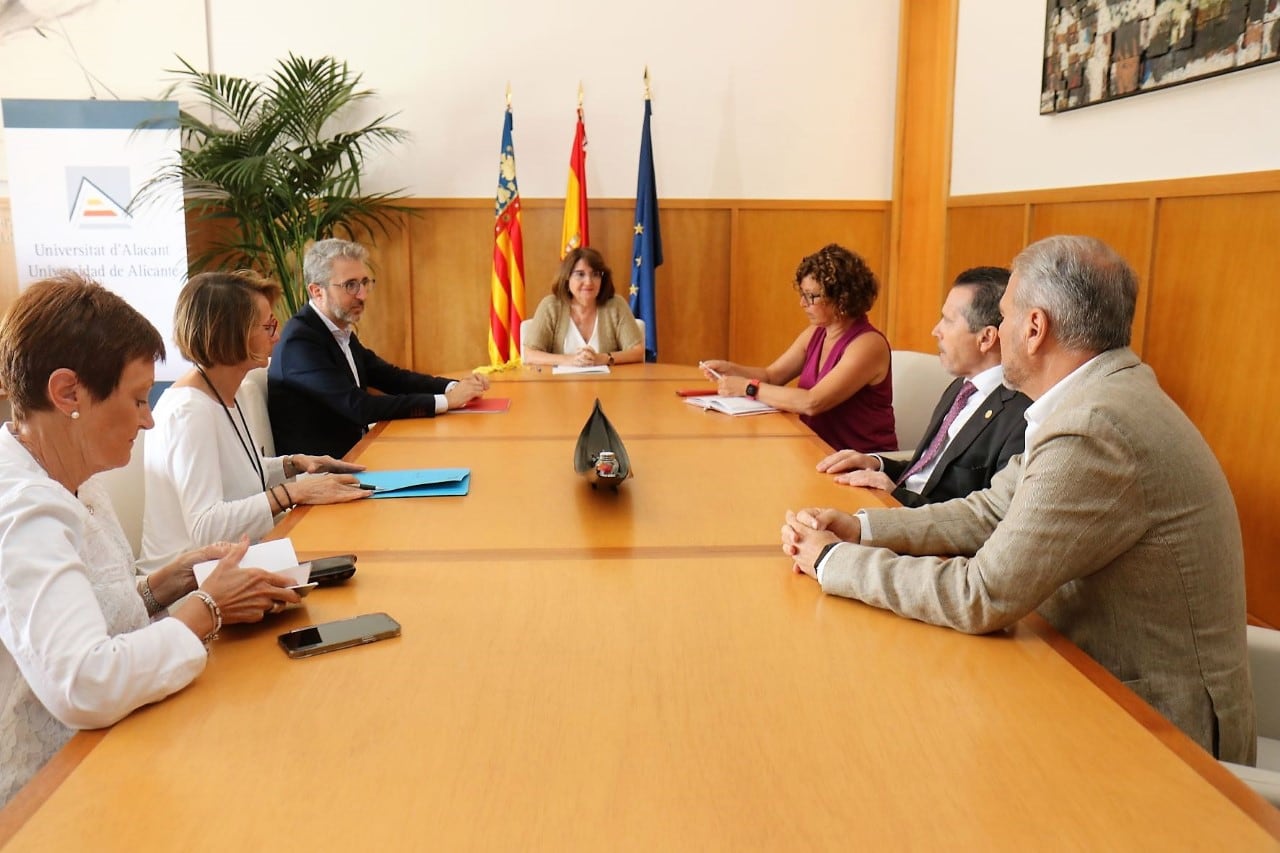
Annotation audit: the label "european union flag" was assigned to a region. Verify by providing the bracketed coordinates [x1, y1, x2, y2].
[628, 96, 662, 362]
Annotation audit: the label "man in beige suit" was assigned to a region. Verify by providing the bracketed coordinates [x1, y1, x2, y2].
[781, 235, 1255, 764]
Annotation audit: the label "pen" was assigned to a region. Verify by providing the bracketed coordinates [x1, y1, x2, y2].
[698, 361, 723, 380]
[356, 483, 379, 491]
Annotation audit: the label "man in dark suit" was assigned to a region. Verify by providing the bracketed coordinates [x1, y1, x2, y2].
[268, 239, 488, 459]
[816, 267, 1030, 507]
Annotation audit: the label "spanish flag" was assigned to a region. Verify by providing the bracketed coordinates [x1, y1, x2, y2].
[488, 103, 525, 368]
[560, 102, 589, 258]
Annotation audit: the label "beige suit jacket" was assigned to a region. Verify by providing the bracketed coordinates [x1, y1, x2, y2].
[822, 348, 1255, 763]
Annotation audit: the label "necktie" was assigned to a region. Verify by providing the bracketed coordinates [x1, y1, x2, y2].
[898, 381, 977, 484]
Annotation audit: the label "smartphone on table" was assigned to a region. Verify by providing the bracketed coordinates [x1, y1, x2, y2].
[278, 612, 401, 658]
[304, 554, 358, 586]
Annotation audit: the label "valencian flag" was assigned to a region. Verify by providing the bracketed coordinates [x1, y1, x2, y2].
[629, 77, 662, 362]
[488, 101, 526, 368]
[560, 95, 589, 258]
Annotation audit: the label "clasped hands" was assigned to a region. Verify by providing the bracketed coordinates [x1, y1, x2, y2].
[567, 346, 607, 367]
[445, 372, 491, 409]
[781, 507, 861, 579]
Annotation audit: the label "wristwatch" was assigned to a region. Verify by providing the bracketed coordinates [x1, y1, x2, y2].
[745, 380, 761, 398]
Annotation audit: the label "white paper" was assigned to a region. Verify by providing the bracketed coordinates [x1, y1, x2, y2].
[194, 538, 305, 587]
[683, 395, 778, 416]
[552, 364, 611, 375]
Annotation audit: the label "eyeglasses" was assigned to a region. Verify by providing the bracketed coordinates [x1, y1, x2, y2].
[260, 317, 280, 335]
[798, 291, 825, 306]
[570, 270, 604, 281]
[328, 277, 376, 295]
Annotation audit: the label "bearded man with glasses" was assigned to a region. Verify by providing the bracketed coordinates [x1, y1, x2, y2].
[268, 238, 489, 459]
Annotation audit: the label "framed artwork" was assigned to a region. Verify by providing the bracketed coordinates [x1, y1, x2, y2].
[1042, 1, 1280, 114]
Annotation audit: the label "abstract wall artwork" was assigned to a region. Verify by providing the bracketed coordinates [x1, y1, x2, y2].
[1042, 1, 1280, 113]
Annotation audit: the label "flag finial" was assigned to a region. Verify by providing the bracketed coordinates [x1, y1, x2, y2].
[643, 67, 651, 100]
[505, 83, 512, 109]
[577, 81, 584, 111]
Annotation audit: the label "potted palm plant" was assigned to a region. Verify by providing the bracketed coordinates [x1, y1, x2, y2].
[138, 54, 410, 317]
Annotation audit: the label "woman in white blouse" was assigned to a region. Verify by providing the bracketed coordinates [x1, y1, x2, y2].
[0, 273, 304, 806]
[141, 271, 370, 571]
[521, 248, 645, 368]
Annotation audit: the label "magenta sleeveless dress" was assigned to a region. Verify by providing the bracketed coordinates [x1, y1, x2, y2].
[798, 318, 896, 452]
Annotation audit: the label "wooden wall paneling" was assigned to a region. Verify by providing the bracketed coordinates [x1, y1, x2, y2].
[732, 208, 889, 371]
[358, 214, 415, 370]
[1144, 192, 1280, 626]
[1028, 199, 1154, 354]
[647, 208, 732, 366]
[405, 206, 495, 373]
[944, 203, 1027, 288]
[0, 199, 17, 308]
[887, 0, 959, 353]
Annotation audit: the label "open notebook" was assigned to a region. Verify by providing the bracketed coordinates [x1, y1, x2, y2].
[683, 395, 778, 416]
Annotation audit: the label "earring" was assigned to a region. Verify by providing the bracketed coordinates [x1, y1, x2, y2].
[70, 411, 80, 420]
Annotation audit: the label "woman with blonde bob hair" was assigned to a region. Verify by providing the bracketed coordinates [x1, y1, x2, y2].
[522, 247, 644, 367]
[141, 270, 369, 571]
[0, 272, 302, 806]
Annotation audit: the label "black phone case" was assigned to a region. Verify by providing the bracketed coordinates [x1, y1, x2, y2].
[308, 554, 357, 585]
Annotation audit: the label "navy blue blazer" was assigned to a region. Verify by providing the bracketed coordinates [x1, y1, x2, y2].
[881, 378, 1031, 507]
[268, 304, 453, 459]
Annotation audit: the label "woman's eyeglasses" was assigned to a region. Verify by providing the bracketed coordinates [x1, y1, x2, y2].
[328, 277, 376, 295]
[797, 291, 825, 306]
[261, 318, 280, 335]
[570, 270, 605, 281]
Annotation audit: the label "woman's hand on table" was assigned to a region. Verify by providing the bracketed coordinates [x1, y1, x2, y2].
[290, 473, 372, 505]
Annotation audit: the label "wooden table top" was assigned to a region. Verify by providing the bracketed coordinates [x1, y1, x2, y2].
[2, 363, 1277, 850]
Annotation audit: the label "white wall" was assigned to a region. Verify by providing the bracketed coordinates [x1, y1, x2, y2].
[1, 0, 902, 200]
[0, 0, 208, 191]
[952, 0, 1280, 195]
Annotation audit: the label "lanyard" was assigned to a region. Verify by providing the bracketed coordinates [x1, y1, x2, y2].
[196, 367, 266, 491]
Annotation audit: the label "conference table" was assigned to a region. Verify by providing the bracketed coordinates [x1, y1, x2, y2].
[1, 364, 1277, 850]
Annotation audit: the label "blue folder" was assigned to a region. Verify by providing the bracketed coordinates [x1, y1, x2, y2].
[356, 468, 471, 498]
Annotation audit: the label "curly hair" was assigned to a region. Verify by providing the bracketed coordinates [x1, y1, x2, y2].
[794, 244, 878, 318]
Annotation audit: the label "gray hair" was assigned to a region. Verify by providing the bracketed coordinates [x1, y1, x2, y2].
[304, 238, 370, 287]
[1011, 235, 1136, 352]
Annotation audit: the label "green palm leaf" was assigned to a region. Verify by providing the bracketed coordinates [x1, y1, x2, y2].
[133, 53, 413, 318]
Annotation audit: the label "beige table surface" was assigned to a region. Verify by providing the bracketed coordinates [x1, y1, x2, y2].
[2, 365, 1277, 850]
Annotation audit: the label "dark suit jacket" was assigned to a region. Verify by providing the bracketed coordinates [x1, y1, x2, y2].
[880, 378, 1031, 507]
[268, 304, 454, 459]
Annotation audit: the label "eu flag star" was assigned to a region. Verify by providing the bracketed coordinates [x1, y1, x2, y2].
[635, 257, 642, 267]
[634, 223, 644, 235]
[629, 284, 639, 297]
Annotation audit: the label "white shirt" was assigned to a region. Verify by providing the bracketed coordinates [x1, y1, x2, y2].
[0, 428, 206, 806]
[309, 302, 450, 415]
[140, 386, 289, 571]
[562, 314, 601, 353]
[898, 364, 1006, 494]
[1021, 354, 1102, 446]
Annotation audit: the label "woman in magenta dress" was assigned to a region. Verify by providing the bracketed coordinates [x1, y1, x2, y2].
[700, 243, 895, 451]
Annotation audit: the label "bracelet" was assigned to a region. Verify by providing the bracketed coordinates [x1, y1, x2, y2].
[278, 482, 295, 509]
[190, 589, 222, 646]
[139, 575, 163, 616]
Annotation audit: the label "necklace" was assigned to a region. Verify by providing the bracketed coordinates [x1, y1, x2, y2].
[195, 367, 266, 491]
